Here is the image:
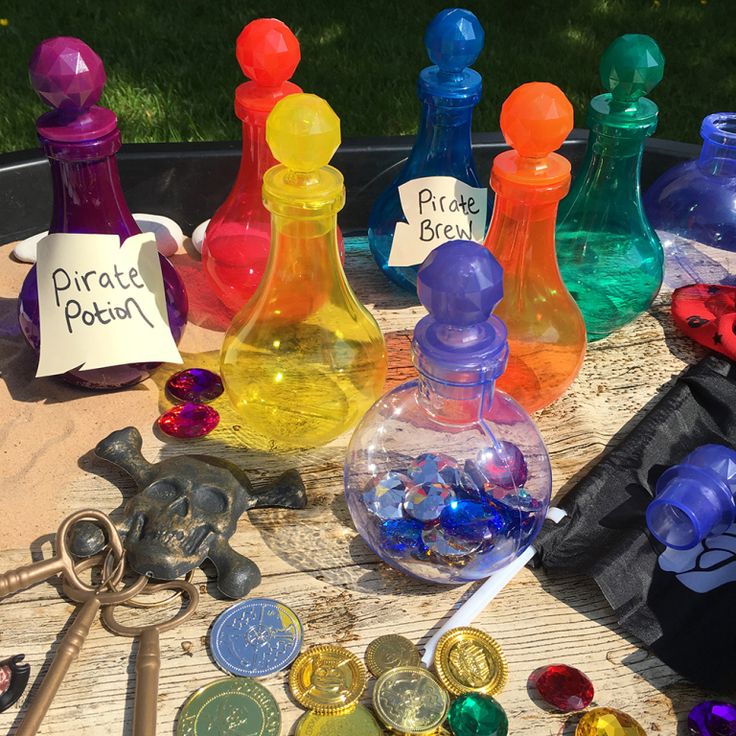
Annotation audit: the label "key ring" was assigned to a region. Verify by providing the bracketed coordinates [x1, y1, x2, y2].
[57, 510, 126, 594]
[101, 553, 196, 609]
[101, 579, 199, 636]
[62, 556, 148, 604]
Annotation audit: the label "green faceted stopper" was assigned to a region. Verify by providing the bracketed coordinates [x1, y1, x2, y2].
[447, 693, 508, 736]
[599, 34, 664, 104]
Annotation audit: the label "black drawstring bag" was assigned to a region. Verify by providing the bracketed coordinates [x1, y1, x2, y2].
[534, 355, 736, 691]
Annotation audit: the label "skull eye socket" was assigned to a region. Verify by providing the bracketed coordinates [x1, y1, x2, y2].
[146, 481, 179, 502]
[192, 487, 228, 514]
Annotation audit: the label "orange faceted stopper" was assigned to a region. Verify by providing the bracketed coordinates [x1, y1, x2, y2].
[236, 18, 300, 87]
[500, 82, 573, 159]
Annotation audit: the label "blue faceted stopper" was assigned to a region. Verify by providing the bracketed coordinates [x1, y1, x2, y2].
[417, 240, 503, 327]
[425, 8, 484, 74]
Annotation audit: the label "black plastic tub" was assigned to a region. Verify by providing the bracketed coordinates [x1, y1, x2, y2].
[0, 129, 700, 244]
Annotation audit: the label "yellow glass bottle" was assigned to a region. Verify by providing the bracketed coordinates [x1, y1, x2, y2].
[220, 93, 388, 451]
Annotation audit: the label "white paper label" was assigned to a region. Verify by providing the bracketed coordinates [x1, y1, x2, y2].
[388, 176, 488, 267]
[35, 232, 182, 377]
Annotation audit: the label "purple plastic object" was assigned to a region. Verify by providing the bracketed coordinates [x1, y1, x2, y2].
[645, 114, 736, 259]
[688, 701, 736, 736]
[18, 37, 188, 390]
[646, 444, 736, 550]
[344, 240, 552, 584]
[166, 368, 224, 403]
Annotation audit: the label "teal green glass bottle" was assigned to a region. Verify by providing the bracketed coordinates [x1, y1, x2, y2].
[556, 35, 665, 341]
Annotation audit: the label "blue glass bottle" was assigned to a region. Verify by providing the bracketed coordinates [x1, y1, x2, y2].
[644, 113, 736, 285]
[368, 8, 489, 292]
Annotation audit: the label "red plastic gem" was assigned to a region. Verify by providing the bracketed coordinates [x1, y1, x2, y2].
[528, 664, 594, 712]
[158, 403, 220, 439]
[166, 368, 223, 403]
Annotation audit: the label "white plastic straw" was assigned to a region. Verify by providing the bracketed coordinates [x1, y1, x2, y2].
[421, 506, 567, 666]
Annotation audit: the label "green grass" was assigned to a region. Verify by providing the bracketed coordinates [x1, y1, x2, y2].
[0, 0, 734, 153]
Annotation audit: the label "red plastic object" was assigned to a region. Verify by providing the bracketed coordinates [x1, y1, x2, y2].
[672, 284, 736, 361]
[202, 19, 343, 314]
[529, 663, 594, 712]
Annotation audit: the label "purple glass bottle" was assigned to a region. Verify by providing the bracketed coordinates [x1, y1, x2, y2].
[17, 37, 188, 389]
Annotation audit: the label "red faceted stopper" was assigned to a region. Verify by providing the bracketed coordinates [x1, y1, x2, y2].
[529, 664, 594, 712]
[236, 18, 300, 88]
[29, 36, 106, 112]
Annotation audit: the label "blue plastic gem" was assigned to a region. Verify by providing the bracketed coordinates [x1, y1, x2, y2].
[363, 472, 412, 520]
[476, 442, 528, 490]
[422, 525, 481, 558]
[404, 482, 456, 521]
[407, 452, 461, 486]
[439, 500, 505, 542]
[380, 518, 425, 555]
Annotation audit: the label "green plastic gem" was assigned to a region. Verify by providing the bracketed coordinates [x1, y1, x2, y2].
[599, 34, 664, 103]
[447, 693, 508, 736]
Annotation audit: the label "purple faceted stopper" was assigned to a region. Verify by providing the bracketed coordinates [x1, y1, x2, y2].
[29, 37, 106, 112]
[417, 240, 503, 327]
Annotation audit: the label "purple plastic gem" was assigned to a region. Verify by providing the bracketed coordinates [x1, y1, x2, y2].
[404, 482, 456, 521]
[29, 37, 106, 111]
[422, 525, 481, 558]
[363, 471, 412, 520]
[380, 518, 424, 555]
[476, 441, 528, 490]
[166, 368, 224, 403]
[407, 452, 462, 486]
[439, 500, 505, 542]
[688, 701, 736, 736]
[158, 403, 220, 439]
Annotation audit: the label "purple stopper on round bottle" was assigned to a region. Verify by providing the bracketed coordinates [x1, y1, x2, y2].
[414, 240, 508, 382]
[646, 444, 736, 550]
[29, 36, 116, 141]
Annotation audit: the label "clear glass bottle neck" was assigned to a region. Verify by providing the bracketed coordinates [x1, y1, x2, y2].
[417, 371, 495, 426]
[46, 144, 139, 238]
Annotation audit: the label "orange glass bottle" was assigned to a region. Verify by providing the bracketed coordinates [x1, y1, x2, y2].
[483, 82, 586, 412]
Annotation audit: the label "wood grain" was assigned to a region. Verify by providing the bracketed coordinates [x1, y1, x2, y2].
[0, 238, 719, 735]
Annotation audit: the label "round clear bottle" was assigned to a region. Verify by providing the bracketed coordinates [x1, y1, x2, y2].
[345, 240, 552, 584]
[221, 94, 387, 451]
[556, 35, 665, 341]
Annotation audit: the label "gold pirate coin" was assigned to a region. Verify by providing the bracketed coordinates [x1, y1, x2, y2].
[176, 677, 280, 736]
[373, 666, 449, 735]
[433, 626, 508, 696]
[295, 703, 383, 735]
[365, 634, 421, 677]
[289, 644, 366, 714]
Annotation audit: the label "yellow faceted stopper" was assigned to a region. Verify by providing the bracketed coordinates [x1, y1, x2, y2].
[266, 93, 341, 173]
[576, 707, 647, 736]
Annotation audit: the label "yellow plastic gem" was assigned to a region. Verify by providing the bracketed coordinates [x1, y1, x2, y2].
[576, 707, 647, 736]
[266, 93, 340, 172]
[289, 644, 366, 715]
[433, 627, 508, 697]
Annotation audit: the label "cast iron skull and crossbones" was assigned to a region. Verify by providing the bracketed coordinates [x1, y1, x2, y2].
[71, 427, 307, 598]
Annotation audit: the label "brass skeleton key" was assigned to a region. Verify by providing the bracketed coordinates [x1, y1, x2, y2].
[101, 580, 199, 736]
[0, 510, 123, 599]
[16, 560, 147, 736]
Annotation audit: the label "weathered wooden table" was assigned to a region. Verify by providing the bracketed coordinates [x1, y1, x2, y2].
[0, 232, 730, 735]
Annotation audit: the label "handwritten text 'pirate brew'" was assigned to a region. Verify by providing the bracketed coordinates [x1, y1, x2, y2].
[417, 188, 481, 242]
[52, 266, 155, 334]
